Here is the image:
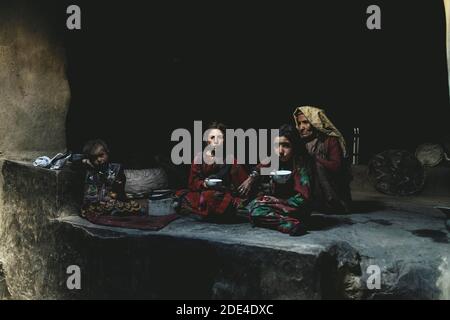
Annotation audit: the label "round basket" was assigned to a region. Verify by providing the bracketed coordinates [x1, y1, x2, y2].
[415, 143, 443, 167]
[124, 168, 169, 195]
[368, 149, 425, 196]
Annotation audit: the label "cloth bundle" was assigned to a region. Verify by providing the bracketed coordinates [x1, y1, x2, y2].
[33, 151, 77, 170]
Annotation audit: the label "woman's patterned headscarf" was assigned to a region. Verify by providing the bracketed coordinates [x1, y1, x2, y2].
[293, 106, 347, 157]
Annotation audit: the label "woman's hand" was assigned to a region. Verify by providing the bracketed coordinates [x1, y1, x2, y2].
[238, 176, 255, 197]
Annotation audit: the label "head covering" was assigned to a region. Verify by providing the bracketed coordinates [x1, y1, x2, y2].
[293, 106, 347, 157]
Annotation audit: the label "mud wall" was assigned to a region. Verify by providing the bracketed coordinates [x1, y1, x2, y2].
[0, 1, 70, 158]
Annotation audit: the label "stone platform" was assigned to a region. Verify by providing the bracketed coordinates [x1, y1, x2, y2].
[0, 160, 449, 299]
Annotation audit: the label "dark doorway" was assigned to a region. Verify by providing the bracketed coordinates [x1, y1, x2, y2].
[41, 0, 450, 166]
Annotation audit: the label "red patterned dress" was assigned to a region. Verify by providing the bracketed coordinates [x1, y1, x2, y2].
[176, 154, 248, 217]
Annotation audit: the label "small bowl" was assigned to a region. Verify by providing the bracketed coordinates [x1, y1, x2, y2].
[206, 178, 223, 187]
[270, 170, 292, 184]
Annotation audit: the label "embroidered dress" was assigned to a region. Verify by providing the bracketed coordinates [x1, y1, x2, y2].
[176, 154, 248, 217]
[247, 163, 311, 234]
[81, 163, 143, 216]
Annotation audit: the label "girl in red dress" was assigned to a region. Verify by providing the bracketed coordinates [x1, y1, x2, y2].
[176, 122, 248, 218]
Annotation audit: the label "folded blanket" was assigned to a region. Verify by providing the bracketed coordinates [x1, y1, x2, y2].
[84, 212, 179, 231]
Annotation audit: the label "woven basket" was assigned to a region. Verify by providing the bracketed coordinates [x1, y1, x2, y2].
[124, 168, 169, 195]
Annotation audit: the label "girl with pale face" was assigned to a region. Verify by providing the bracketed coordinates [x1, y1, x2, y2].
[207, 128, 224, 149]
[204, 128, 224, 162]
[175, 122, 249, 219]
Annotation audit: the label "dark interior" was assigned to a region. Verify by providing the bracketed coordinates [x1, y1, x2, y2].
[31, 1, 450, 168]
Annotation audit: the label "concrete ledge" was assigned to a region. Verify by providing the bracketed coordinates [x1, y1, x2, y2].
[0, 160, 449, 299]
[54, 211, 449, 299]
[0, 159, 84, 217]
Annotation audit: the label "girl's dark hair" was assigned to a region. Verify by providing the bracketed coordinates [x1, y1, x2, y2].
[82, 139, 110, 156]
[207, 121, 227, 135]
[278, 124, 302, 152]
[278, 124, 311, 169]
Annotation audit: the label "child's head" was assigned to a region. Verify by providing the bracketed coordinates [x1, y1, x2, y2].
[275, 124, 305, 163]
[83, 139, 110, 167]
[206, 121, 227, 148]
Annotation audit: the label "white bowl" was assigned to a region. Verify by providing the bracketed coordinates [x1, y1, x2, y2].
[206, 178, 223, 187]
[270, 170, 292, 184]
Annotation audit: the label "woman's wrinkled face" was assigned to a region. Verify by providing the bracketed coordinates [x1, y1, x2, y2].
[90, 145, 109, 167]
[207, 129, 224, 148]
[296, 113, 314, 139]
[274, 136, 293, 162]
